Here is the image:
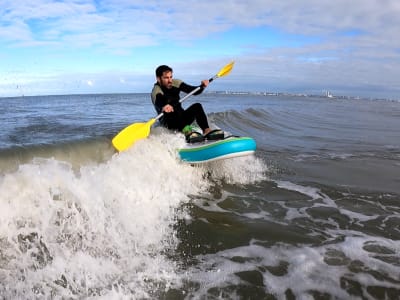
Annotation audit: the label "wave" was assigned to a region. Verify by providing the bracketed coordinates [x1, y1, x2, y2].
[0, 109, 268, 172]
[210, 108, 274, 134]
[0, 137, 115, 174]
[2, 105, 398, 175]
[0, 127, 267, 297]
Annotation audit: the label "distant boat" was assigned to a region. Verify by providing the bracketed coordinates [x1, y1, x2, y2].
[325, 90, 333, 98]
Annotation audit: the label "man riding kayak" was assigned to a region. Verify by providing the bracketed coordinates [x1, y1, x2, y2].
[151, 65, 223, 142]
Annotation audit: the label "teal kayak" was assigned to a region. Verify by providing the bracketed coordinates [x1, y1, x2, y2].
[178, 136, 256, 164]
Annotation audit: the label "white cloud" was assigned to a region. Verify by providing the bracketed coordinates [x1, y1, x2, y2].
[0, 0, 399, 98]
[1, 0, 399, 46]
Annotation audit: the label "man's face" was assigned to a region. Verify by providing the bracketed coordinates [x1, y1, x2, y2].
[158, 71, 173, 89]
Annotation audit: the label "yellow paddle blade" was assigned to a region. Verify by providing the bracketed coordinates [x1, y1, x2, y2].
[112, 118, 156, 152]
[216, 61, 235, 78]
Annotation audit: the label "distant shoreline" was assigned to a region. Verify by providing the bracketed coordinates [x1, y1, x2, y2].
[1, 90, 398, 102]
[206, 90, 400, 102]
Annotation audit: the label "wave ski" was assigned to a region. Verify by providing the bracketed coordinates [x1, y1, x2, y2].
[178, 136, 257, 164]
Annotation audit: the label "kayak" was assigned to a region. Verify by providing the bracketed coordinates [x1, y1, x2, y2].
[178, 136, 256, 164]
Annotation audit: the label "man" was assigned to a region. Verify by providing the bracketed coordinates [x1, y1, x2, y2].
[151, 65, 222, 142]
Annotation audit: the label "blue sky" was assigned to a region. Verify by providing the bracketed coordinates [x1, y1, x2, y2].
[1, 0, 399, 99]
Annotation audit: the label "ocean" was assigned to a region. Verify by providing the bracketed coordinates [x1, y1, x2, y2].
[0, 92, 399, 299]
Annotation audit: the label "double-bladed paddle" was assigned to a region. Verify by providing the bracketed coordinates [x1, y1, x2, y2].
[112, 61, 235, 152]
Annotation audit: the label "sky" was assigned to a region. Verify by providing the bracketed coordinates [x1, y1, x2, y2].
[0, 0, 399, 99]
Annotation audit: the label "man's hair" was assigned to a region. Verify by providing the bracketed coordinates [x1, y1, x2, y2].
[155, 65, 173, 77]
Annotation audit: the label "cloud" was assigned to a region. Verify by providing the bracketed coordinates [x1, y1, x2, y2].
[2, 0, 399, 52]
[0, 0, 399, 98]
[1, 0, 399, 45]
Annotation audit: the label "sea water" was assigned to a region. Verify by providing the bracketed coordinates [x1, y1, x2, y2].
[0, 93, 399, 299]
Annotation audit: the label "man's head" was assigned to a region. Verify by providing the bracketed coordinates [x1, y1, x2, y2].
[156, 65, 173, 89]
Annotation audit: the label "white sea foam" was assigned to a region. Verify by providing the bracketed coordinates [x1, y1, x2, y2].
[205, 155, 267, 185]
[0, 129, 266, 297]
[185, 234, 400, 299]
[276, 180, 337, 208]
[0, 132, 200, 297]
[274, 180, 386, 226]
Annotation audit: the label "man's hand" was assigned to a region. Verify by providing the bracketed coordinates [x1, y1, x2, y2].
[201, 79, 209, 88]
[163, 104, 174, 113]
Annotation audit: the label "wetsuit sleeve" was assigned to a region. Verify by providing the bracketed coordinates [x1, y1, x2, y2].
[154, 95, 167, 114]
[151, 84, 166, 114]
[179, 81, 204, 95]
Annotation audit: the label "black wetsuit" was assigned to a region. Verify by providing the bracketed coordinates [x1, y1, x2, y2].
[151, 79, 209, 132]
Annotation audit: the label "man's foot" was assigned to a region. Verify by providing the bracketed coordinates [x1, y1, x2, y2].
[204, 129, 225, 140]
[182, 125, 194, 135]
[182, 125, 204, 143]
[186, 131, 204, 143]
[203, 128, 211, 135]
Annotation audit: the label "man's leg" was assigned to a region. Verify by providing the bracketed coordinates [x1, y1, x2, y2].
[182, 103, 210, 134]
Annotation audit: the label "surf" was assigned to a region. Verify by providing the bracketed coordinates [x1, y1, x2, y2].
[0, 127, 267, 298]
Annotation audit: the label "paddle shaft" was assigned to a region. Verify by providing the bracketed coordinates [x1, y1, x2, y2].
[154, 75, 218, 121]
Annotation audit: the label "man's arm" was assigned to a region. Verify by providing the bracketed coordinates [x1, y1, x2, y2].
[154, 93, 173, 113]
[179, 80, 208, 95]
[151, 85, 167, 114]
